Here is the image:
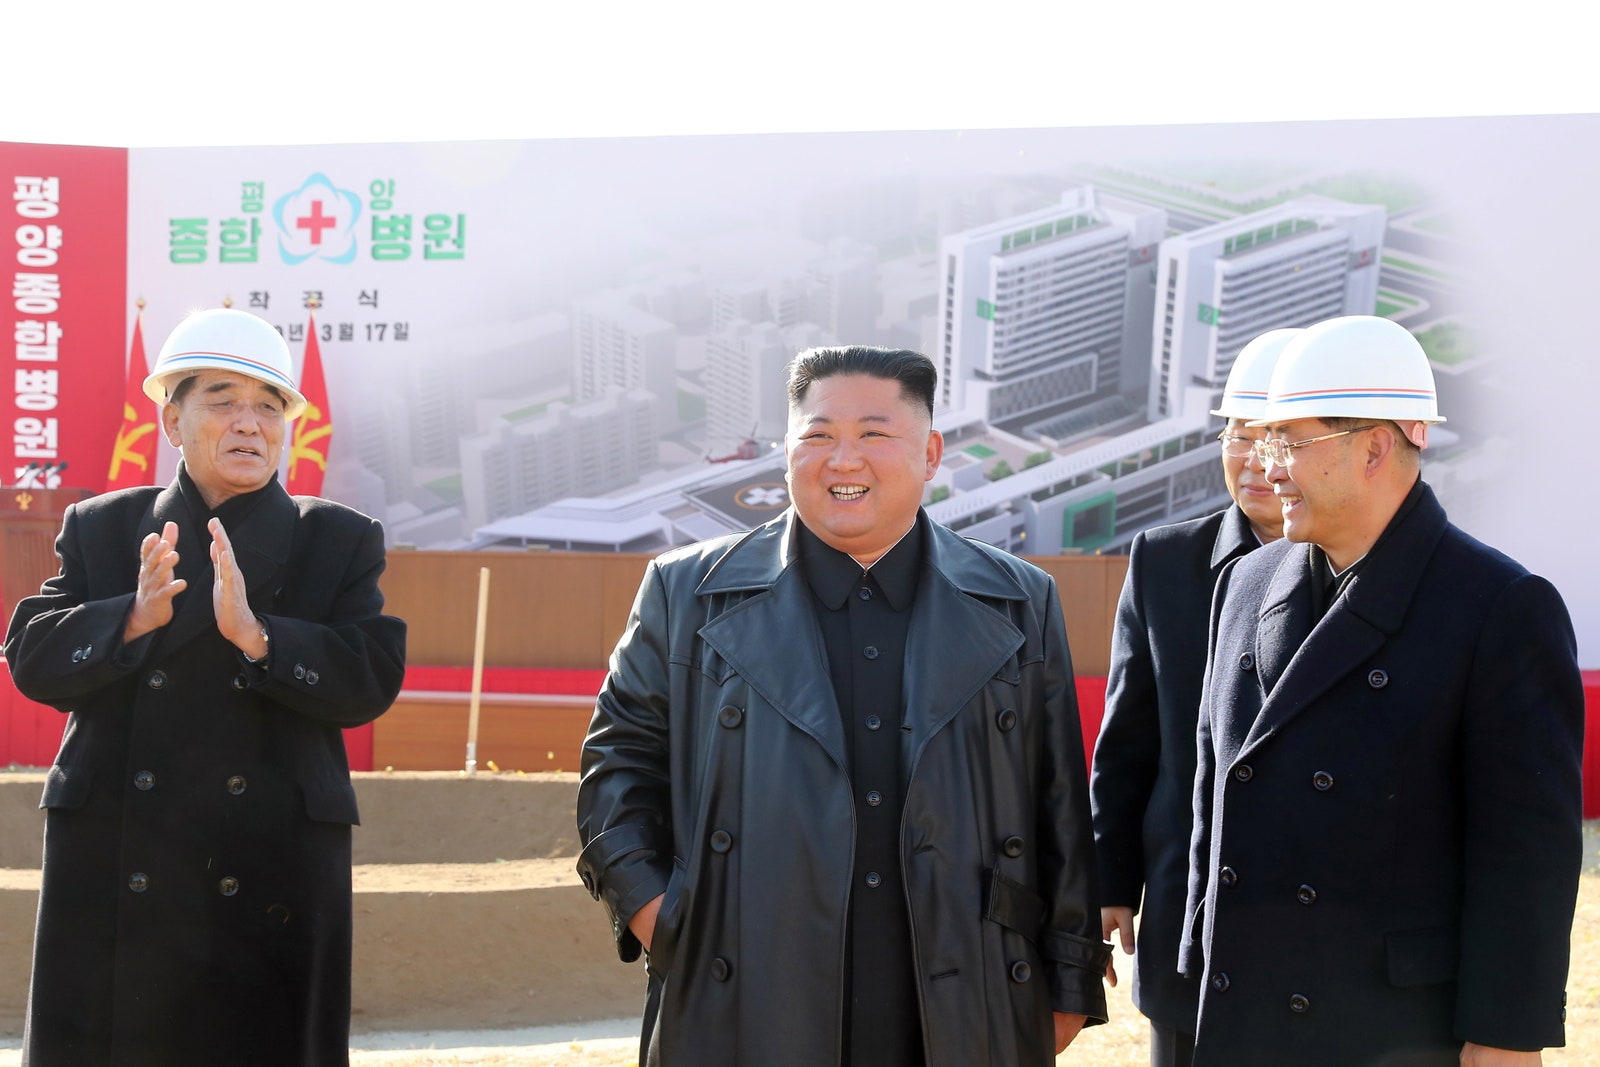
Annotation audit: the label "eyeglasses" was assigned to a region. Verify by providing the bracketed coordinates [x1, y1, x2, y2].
[1216, 432, 1257, 459]
[1252, 426, 1379, 468]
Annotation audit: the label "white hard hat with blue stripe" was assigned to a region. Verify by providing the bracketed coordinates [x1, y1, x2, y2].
[1211, 328, 1303, 421]
[143, 307, 308, 420]
[1249, 315, 1445, 427]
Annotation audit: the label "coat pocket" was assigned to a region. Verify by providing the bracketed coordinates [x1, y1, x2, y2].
[40, 764, 93, 810]
[982, 866, 1045, 943]
[300, 780, 361, 825]
[1385, 924, 1459, 987]
[646, 857, 689, 981]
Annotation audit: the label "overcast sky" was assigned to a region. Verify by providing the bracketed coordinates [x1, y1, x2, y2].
[2, 0, 1593, 148]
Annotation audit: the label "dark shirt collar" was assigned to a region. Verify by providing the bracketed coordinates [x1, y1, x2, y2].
[796, 513, 925, 611]
[175, 461, 279, 541]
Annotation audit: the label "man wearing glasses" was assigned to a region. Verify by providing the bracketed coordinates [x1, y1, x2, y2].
[1092, 327, 1298, 1067]
[1180, 316, 1583, 1066]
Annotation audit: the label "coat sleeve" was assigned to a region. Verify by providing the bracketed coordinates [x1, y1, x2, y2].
[1090, 532, 1161, 911]
[1178, 558, 1231, 977]
[245, 517, 405, 728]
[1034, 576, 1113, 1021]
[575, 559, 675, 964]
[1454, 573, 1584, 1050]
[3, 503, 149, 707]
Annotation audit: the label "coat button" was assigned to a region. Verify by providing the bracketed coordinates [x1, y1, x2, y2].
[1002, 835, 1025, 858]
[1219, 865, 1238, 888]
[710, 957, 731, 982]
[146, 670, 166, 689]
[1297, 884, 1317, 905]
[305, 670, 320, 685]
[864, 871, 882, 889]
[231, 674, 248, 691]
[1233, 764, 1254, 782]
[1238, 652, 1254, 671]
[83, 643, 93, 658]
[293, 664, 306, 679]
[133, 770, 155, 791]
[70, 646, 84, 662]
[857, 587, 872, 601]
[718, 705, 744, 728]
[227, 775, 247, 796]
[862, 646, 879, 660]
[1210, 972, 1230, 992]
[1367, 668, 1388, 689]
[709, 829, 732, 853]
[128, 871, 150, 893]
[865, 714, 882, 731]
[1312, 771, 1334, 792]
[1289, 993, 1310, 1013]
[866, 790, 882, 807]
[996, 708, 1017, 732]
[219, 876, 240, 897]
[1010, 960, 1031, 984]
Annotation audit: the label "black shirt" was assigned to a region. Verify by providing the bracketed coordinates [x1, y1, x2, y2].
[797, 515, 926, 1067]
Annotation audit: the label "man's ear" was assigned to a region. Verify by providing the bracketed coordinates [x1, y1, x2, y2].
[924, 429, 944, 480]
[161, 403, 182, 447]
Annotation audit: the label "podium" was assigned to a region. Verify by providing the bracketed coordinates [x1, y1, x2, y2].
[1, 486, 91, 766]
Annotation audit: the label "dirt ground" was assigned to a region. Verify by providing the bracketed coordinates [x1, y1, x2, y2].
[338, 819, 1600, 1066]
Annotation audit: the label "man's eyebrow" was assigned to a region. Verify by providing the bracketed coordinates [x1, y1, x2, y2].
[201, 379, 239, 395]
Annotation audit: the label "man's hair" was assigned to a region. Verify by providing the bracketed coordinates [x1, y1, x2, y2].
[786, 346, 937, 419]
[1321, 415, 1421, 461]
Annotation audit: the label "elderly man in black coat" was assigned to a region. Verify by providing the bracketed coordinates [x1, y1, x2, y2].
[4, 308, 406, 1066]
[577, 346, 1110, 1066]
[1091, 328, 1297, 1067]
[1181, 316, 1583, 1067]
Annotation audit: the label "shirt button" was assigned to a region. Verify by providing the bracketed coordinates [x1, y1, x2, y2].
[1210, 972, 1230, 993]
[1312, 771, 1335, 791]
[219, 876, 240, 897]
[1233, 764, 1254, 782]
[1289, 993, 1310, 1014]
[718, 705, 744, 729]
[128, 872, 150, 893]
[133, 770, 155, 791]
[709, 829, 733, 853]
[1003, 835, 1025, 858]
[996, 708, 1017, 732]
[226, 775, 247, 796]
[1219, 865, 1238, 887]
[857, 587, 873, 601]
[146, 670, 166, 689]
[865, 790, 882, 807]
[862, 646, 879, 660]
[865, 715, 882, 731]
[1297, 884, 1318, 905]
[231, 674, 248, 691]
[864, 871, 882, 889]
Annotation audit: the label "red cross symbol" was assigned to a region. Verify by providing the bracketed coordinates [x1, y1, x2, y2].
[296, 200, 337, 245]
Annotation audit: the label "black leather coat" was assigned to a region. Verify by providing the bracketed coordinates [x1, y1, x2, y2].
[577, 510, 1109, 1065]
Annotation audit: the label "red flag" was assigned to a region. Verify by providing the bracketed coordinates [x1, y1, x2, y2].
[105, 304, 158, 490]
[287, 311, 332, 497]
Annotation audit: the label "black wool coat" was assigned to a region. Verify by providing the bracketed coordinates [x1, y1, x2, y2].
[576, 509, 1110, 1066]
[1091, 505, 1258, 1034]
[4, 475, 406, 1067]
[1180, 483, 1583, 1066]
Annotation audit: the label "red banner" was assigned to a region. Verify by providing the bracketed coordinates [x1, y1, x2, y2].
[1, 142, 128, 494]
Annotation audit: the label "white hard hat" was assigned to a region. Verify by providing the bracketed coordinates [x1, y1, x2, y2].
[143, 308, 307, 420]
[1250, 315, 1445, 427]
[1210, 328, 1303, 420]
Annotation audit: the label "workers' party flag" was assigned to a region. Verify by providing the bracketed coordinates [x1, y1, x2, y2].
[106, 305, 157, 490]
[287, 311, 332, 496]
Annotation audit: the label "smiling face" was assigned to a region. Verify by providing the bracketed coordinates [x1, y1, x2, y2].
[785, 373, 943, 567]
[1262, 416, 1373, 568]
[1221, 417, 1282, 542]
[162, 370, 287, 508]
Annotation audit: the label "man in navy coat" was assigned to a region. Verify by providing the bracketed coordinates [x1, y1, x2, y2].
[1181, 316, 1583, 1067]
[1091, 328, 1298, 1067]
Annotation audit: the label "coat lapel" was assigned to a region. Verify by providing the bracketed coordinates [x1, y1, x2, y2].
[1238, 484, 1450, 758]
[901, 523, 1027, 769]
[697, 514, 848, 768]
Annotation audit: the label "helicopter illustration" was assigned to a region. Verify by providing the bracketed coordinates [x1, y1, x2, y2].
[705, 425, 776, 463]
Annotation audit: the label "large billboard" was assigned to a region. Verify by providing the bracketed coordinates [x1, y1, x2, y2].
[5, 115, 1597, 660]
